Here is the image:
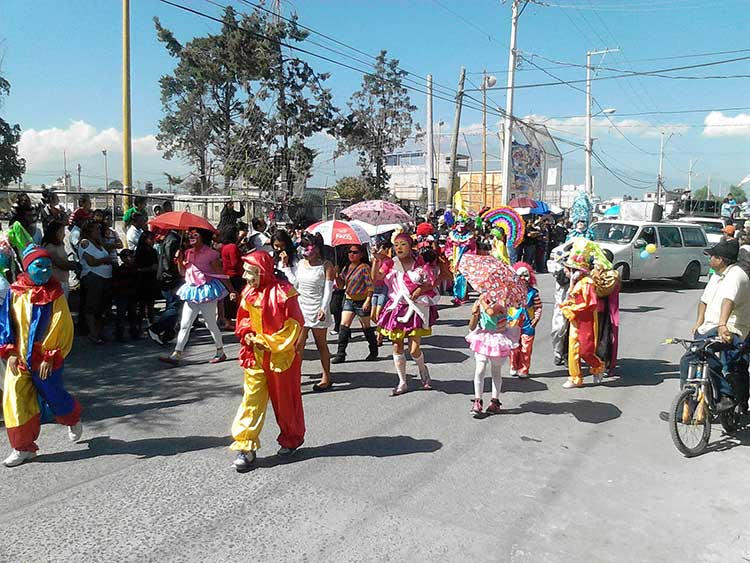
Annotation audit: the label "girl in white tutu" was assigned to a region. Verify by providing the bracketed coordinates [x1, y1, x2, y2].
[465, 292, 519, 418]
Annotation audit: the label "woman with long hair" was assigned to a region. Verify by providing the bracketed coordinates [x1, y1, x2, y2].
[295, 232, 335, 391]
[331, 244, 378, 364]
[42, 220, 78, 299]
[159, 228, 235, 366]
[271, 229, 298, 286]
[370, 237, 393, 346]
[78, 221, 114, 344]
[221, 226, 244, 326]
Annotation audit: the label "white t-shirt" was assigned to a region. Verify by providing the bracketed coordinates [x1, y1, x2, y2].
[127, 225, 143, 250]
[699, 263, 750, 339]
[79, 240, 113, 279]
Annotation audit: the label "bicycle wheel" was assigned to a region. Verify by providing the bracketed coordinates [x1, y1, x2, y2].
[720, 409, 741, 435]
[669, 387, 711, 457]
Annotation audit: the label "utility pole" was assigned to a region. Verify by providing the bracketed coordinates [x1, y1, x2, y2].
[122, 0, 133, 209]
[482, 69, 487, 209]
[447, 67, 465, 208]
[102, 149, 109, 192]
[426, 75, 435, 213]
[77, 164, 82, 191]
[656, 130, 674, 206]
[63, 150, 68, 190]
[585, 48, 619, 196]
[688, 158, 699, 192]
[437, 120, 444, 204]
[499, 0, 521, 207]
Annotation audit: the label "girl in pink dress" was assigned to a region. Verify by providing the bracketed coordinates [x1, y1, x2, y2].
[465, 293, 519, 418]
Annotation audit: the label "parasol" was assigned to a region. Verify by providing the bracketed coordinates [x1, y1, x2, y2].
[480, 206, 526, 248]
[508, 197, 537, 208]
[149, 211, 218, 232]
[306, 220, 372, 246]
[458, 254, 527, 309]
[340, 200, 412, 226]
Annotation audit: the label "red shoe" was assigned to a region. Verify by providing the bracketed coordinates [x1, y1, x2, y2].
[209, 352, 227, 364]
[485, 398, 502, 415]
[470, 398, 483, 418]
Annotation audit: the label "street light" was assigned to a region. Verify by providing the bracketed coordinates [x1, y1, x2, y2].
[102, 149, 109, 192]
[585, 107, 617, 196]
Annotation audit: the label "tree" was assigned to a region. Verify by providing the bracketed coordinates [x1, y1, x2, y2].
[332, 176, 371, 203]
[108, 180, 124, 191]
[692, 186, 719, 201]
[163, 172, 184, 191]
[0, 73, 26, 186]
[728, 185, 747, 203]
[335, 50, 419, 197]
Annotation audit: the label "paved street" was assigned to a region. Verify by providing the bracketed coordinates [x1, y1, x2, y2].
[2, 274, 749, 562]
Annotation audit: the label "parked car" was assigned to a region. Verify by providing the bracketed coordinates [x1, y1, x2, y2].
[549, 220, 710, 288]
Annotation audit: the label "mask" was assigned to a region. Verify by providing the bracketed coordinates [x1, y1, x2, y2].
[28, 257, 52, 285]
[302, 244, 315, 258]
[243, 263, 261, 288]
[188, 232, 200, 247]
[456, 221, 467, 233]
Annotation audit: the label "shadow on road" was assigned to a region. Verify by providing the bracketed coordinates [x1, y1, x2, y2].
[703, 427, 750, 455]
[434, 377, 548, 395]
[621, 279, 705, 294]
[619, 306, 664, 313]
[251, 435, 443, 470]
[37, 435, 232, 463]
[605, 357, 678, 387]
[504, 399, 622, 424]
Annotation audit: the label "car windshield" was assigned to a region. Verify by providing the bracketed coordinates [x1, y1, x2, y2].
[591, 223, 639, 244]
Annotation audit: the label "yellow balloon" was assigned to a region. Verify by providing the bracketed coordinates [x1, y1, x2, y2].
[646, 243, 657, 254]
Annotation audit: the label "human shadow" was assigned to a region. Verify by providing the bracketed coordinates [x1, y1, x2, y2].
[434, 377, 548, 396]
[251, 435, 443, 470]
[82, 397, 202, 424]
[604, 357, 678, 387]
[37, 435, 232, 463]
[422, 335, 470, 350]
[504, 399, 622, 424]
[702, 426, 750, 455]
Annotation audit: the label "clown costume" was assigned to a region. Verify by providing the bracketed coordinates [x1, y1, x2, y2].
[508, 263, 542, 378]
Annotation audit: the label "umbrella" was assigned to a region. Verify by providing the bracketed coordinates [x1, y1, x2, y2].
[530, 200, 551, 215]
[340, 200, 412, 226]
[514, 207, 533, 216]
[148, 211, 217, 232]
[349, 219, 402, 237]
[508, 197, 536, 208]
[306, 220, 372, 246]
[458, 254, 527, 309]
[549, 204, 564, 215]
[604, 205, 620, 216]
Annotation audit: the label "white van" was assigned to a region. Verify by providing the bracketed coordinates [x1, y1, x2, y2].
[550, 220, 711, 288]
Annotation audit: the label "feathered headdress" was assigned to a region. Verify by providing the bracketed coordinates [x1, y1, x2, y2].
[565, 238, 612, 272]
[7, 222, 51, 271]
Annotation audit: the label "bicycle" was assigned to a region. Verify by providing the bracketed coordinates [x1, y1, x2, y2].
[664, 337, 743, 457]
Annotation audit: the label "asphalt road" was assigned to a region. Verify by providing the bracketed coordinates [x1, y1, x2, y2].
[1, 274, 749, 562]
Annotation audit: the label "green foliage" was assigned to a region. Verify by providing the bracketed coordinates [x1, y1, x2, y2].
[163, 172, 184, 189]
[0, 75, 26, 186]
[692, 186, 720, 201]
[728, 185, 747, 203]
[332, 176, 376, 203]
[335, 51, 419, 196]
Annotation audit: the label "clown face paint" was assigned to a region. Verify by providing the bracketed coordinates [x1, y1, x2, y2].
[302, 244, 316, 258]
[243, 262, 261, 288]
[393, 238, 412, 258]
[28, 257, 53, 285]
[188, 231, 201, 247]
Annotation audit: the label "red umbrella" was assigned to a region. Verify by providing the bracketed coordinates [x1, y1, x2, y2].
[508, 197, 537, 208]
[458, 254, 527, 309]
[149, 211, 218, 233]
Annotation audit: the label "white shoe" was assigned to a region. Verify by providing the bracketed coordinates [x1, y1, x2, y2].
[509, 369, 518, 376]
[3, 449, 37, 467]
[518, 372, 530, 379]
[593, 374, 603, 385]
[562, 380, 582, 389]
[68, 422, 83, 442]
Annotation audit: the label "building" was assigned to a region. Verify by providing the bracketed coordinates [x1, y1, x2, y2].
[457, 171, 503, 211]
[384, 150, 469, 208]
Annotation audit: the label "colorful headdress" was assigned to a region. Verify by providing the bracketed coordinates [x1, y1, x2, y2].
[569, 188, 593, 228]
[480, 206, 525, 248]
[564, 238, 612, 272]
[7, 222, 51, 271]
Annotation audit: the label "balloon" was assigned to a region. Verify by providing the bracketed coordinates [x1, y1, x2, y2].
[646, 243, 657, 254]
[640, 250, 651, 260]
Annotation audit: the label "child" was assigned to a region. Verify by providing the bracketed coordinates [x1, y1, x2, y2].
[508, 262, 542, 378]
[466, 293, 518, 417]
[112, 249, 139, 341]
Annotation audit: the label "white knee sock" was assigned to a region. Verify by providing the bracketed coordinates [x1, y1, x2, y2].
[490, 359, 504, 399]
[412, 352, 429, 380]
[393, 354, 407, 386]
[474, 353, 489, 399]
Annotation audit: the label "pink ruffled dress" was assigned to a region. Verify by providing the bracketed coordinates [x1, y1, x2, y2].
[465, 310, 519, 359]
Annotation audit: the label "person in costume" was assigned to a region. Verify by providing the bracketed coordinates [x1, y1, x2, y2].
[443, 215, 477, 305]
[593, 249, 620, 377]
[230, 252, 305, 472]
[548, 248, 571, 366]
[559, 240, 607, 388]
[490, 227, 510, 265]
[1, 226, 82, 467]
[159, 228, 235, 366]
[378, 232, 438, 395]
[466, 293, 519, 418]
[508, 263, 542, 378]
[566, 189, 595, 242]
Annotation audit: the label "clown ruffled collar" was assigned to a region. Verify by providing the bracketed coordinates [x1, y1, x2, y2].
[448, 229, 474, 244]
[10, 274, 64, 305]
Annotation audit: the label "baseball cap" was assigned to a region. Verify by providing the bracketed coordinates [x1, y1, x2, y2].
[704, 238, 739, 261]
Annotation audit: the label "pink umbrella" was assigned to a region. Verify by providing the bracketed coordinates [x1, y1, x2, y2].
[340, 200, 412, 226]
[458, 254, 527, 309]
[306, 220, 371, 246]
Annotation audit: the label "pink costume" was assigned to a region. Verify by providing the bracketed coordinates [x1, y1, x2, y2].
[378, 256, 439, 339]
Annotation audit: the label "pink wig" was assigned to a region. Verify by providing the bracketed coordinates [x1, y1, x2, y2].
[513, 262, 537, 287]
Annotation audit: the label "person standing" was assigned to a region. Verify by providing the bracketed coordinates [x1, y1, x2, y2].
[42, 221, 78, 299]
[230, 252, 305, 472]
[271, 230, 299, 287]
[78, 222, 114, 344]
[217, 200, 245, 233]
[135, 231, 159, 335]
[508, 263, 542, 378]
[126, 213, 146, 250]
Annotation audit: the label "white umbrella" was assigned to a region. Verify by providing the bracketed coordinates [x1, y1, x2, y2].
[349, 219, 404, 237]
[306, 220, 372, 246]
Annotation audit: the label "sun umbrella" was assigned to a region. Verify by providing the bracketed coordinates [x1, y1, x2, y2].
[530, 200, 551, 215]
[340, 200, 412, 226]
[349, 219, 403, 237]
[604, 205, 620, 216]
[148, 211, 217, 232]
[306, 220, 372, 246]
[458, 254, 527, 309]
[508, 197, 537, 208]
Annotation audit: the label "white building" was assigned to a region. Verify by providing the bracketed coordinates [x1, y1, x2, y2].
[384, 150, 469, 207]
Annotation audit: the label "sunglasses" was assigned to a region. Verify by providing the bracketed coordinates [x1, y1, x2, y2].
[348, 250, 361, 254]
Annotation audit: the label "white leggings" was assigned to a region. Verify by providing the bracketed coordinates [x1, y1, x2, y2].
[174, 300, 224, 353]
[474, 353, 504, 400]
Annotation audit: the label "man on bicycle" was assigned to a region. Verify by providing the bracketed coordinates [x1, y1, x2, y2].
[680, 238, 750, 411]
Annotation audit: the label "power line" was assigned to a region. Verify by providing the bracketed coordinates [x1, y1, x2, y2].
[543, 105, 750, 119]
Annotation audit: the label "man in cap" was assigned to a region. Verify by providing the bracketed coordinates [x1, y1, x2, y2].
[679, 238, 750, 411]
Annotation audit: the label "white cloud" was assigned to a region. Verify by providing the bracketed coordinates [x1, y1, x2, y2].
[523, 114, 687, 139]
[18, 120, 162, 166]
[702, 111, 750, 137]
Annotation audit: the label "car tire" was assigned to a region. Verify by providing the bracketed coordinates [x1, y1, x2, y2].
[681, 261, 701, 289]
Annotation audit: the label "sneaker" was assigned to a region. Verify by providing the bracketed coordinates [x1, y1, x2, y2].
[509, 369, 518, 377]
[562, 380, 582, 389]
[3, 449, 37, 467]
[485, 398, 502, 415]
[148, 329, 163, 345]
[470, 398, 483, 418]
[233, 451, 256, 473]
[553, 355, 565, 366]
[277, 446, 297, 456]
[330, 329, 339, 336]
[593, 374, 604, 385]
[68, 422, 83, 442]
[159, 352, 181, 366]
[209, 352, 227, 364]
[365, 352, 378, 361]
[518, 372, 529, 379]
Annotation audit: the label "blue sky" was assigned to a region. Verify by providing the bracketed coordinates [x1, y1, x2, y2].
[2, 0, 749, 198]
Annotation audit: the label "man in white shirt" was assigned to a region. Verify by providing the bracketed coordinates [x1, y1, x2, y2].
[127, 213, 146, 250]
[680, 238, 750, 410]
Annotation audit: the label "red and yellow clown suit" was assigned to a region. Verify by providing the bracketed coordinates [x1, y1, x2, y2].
[0, 274, 80, 452]
[560, 271, 604, 386]
[230, 252, 306, 453]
